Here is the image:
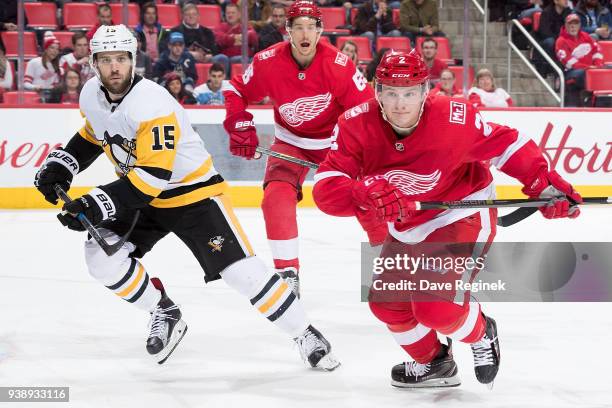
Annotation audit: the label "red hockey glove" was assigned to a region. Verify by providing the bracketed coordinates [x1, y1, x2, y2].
[223, 111, 259, 159]
[522, 169, 582, 219]
[353, 176, 418, 222]
[355, 207, 389, 246]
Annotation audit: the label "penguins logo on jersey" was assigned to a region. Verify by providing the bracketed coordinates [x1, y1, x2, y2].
[208, 235, 225, 252]
[102, 131, 137, 175]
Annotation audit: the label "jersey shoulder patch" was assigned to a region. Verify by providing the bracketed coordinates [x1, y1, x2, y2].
[344, 102, 369, 120]
[334, 52, 348, 67]
[257, 48, 277, 61]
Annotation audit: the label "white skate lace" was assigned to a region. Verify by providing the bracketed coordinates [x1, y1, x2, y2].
[471, 335, 496, 367]
[404, 361, 431, 380]
[148, 304, 180, 339]
[295, 328, 323, 362]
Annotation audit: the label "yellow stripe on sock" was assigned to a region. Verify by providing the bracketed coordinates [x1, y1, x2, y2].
[258, 282, 288, 314]
[117, 264, 144, 298]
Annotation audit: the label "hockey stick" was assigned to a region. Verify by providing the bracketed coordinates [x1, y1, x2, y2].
[253, 147, 609, 223]
[54, 185, 140, 256]
[255, 146, 319, 169]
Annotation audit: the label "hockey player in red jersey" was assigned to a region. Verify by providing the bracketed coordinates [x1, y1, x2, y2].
[312, 50, 583, 388]
[223, 1, 380, 297]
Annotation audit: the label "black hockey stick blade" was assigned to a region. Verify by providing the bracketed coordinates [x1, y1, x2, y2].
[497, 207, 538, 227]
[53, 185, 140, 256]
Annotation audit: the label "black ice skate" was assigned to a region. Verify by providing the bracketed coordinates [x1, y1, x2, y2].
[470, 314, 500, 388]
[278, 267, 300, 298]
[146, 278, 188, 364]
[391, 340, 461, 388]
[294, 325, 340, 371]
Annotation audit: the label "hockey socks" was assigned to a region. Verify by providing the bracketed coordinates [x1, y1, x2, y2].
[85, 236, 161, 312]
[221, 256, 309, 338]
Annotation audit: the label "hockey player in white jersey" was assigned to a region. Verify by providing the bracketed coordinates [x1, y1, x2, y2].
[33, 24, 339, 370]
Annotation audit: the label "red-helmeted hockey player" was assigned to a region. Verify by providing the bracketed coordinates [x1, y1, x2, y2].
[223, 1, 379, 297]
[312, 50, 582, 388]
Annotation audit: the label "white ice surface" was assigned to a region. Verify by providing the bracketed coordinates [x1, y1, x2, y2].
[1, 207, 611, 408]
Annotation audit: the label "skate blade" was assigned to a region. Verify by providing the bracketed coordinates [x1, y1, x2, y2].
[153, 320, 188, 365]
[485, 380, 494, 390]
[391, 374, 461, 389]
[316, 353, 341, 372]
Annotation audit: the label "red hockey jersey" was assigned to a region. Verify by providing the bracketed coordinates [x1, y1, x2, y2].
[312, 95, 548, 243]
[555, 27, 604, 70]
[224, 41, 374, 150]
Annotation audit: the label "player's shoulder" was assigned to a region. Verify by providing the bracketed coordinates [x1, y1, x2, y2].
[253, 41, 287, 65]
[316, 42, 354, 71]
[426, 93, 474, 126]
[79, 76, 102, 110]
[124, 77, 178, 122]
[338, 98, 377, 127]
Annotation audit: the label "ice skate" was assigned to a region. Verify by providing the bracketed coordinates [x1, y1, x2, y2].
[294, 325, 340, 371]
[471, 314, 500, 388]
[146, 278, 188, 364]
[391, 341, 461, 388]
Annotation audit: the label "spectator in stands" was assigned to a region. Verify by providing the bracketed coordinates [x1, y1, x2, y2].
[215, 3, 259, 66]
[575, 0, 612, 40]
[354, 0, 402, 47]
[59, 68, 82, 104]
[258, 4, 288, 50]
[518, 0, 545, 19]
[163, 71, 197, 105]
[59, 32, 94, 85]
[0, 44, 13, 93]
[430, 68, 462, 97]
[340, 40, 359, 65]
[0, 0, 21, 32]
[555, 13, 604, 105]
[132, 30, 153, 79]
[154, 32, 198, 92]
[399, 0, 445, 42]
[239, 0, 273, 31]
[86, 4, 114, 40]
[135, 2, 169, 63]
[468, 68, 514, 107]
[24, 32, 62, 102]
[193, 63, 227, 105]
[421, 37, 448, 83]
[171, 2, 228, 72]
[538, 0, 572, 56]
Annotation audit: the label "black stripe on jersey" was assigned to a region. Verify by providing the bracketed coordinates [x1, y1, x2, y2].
[157, 174, 225, 199]
[64, 132, 104, 173]
[126, 274, 150, 303]
[106, 258, 137, 290]
[105, 177, 155, 209]
[267, 292, 297, 322]
[137, 166, 172, 181]
[250, 274, 281, 305]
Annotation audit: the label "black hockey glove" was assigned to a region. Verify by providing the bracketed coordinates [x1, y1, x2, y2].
[57, 188, 117, 231]
[34, 149, 79, 205]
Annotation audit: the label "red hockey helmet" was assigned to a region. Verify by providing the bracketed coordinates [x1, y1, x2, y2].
[287, 1, 322, 24]
[375, 49, 429, 87]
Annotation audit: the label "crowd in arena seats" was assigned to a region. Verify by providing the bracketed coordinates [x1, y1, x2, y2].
[2, 0, 608, 107]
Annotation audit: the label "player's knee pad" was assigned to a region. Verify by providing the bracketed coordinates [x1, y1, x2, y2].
[84, 229, 136, 285]
[412, 300, 459, 330]
[220, 255, 272, 298]
[262, 181, 300, 209]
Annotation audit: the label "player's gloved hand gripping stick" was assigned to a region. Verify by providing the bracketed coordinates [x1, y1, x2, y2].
[54, 184, 140, 256]
[255, 147, 610, 225]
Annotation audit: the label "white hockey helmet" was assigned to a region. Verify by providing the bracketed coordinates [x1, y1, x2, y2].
[89, 24, 138, 84]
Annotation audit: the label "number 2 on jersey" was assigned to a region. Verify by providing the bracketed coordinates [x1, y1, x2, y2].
[151, 125, 175, 150]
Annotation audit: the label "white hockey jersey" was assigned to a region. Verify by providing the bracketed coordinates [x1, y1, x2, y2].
[78, 75, 226, 208]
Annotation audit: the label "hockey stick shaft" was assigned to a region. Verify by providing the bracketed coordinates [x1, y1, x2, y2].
[255, 146, 319, 169]
[417, 197, 610, 210]
[54, 185, 140, 257]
